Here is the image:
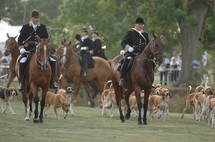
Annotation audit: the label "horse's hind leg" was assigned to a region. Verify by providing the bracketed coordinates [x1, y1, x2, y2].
[124, 89, 133, 120]
[6, 72, 16, 88]
[112, 80, 125, 122]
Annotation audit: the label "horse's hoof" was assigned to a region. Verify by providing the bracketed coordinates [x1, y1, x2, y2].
[138, 121, 143, 125]
[143, 122, 148, 125]
[121, 119, 125, 123]
[33, 118, 40, 123]
[40, 119, 44, 123]
[25, 117, 30, 121]
[125, 114, 130, 120]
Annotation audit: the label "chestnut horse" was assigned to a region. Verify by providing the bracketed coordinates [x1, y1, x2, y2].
[18, 36, 52, 123]
[4, 33, 20, 88]
[56, 41, 112, 105]
[111, 34, 164, 125]
[55, 42, 100, 107]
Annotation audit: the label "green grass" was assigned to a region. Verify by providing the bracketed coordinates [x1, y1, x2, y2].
[0, 101, 214, 142]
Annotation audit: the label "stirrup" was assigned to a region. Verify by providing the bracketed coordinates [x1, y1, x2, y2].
[119, 78, 126, 87]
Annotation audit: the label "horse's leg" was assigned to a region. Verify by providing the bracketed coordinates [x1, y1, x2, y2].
[25, 86, 33, 118]
[142, 89, 151, 125]
[134, 86, 143, 125]
[39, 87, 49, 123]
[90, 81, 100, 100]
[71, 77, 81, 104]
[21, 88, 28, 120]
[83, 83, 94, 107]
[30, 84, 39, 123]
[6, 71, 16, 88]
[112, 79, 125, 122]
[124, 89, 133, 120]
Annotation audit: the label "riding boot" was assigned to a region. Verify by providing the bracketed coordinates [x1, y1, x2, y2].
[119, 58, 130, 87]
[18, 63, 26, 93]
[49, 60, 58, 89]
[81, 62, 87, 77]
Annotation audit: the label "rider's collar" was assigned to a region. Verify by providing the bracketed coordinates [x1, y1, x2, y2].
[81, 35, 89, 41]
[29, 21, 40, 27]
[132, 28, 144, 34]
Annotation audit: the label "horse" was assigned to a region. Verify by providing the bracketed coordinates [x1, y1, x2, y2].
[54, 41, 100, 107]
[4, 33, 20, 88]
[56, 41, 112, 106]
[111, 34, 164, 125]
[17, 36, 52, 123]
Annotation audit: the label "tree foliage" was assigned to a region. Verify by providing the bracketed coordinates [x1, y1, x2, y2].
[1, 0, 215, 85]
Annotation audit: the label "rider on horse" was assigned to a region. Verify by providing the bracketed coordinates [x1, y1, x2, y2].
[79, 27, 94, 77]
[119, 17, 150, 87]
[18, 10, 58, 92]
[91, 31, 107, 60]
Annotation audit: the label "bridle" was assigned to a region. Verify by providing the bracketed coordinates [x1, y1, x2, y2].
[143, 37, 164, 66]
[35, 44, 49, 70]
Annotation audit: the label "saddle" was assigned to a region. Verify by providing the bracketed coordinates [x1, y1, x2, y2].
[117, 57, 135, 74]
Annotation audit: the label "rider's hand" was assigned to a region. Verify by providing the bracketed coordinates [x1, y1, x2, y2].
[20, 48, 26, 54]
[128, 47, 134, 52]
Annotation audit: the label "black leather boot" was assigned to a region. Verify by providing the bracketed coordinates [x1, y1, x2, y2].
[18, 63, 26, 93]
[119, 58, 130, 87]
[49, 60, 58, 89]
[81, 62, 87, 77]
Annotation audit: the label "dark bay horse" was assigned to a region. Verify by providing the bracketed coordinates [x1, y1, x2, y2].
[56, 41, 112, 106]
[19, 36, 52, 123]
[111, 34, 164, 125]
[4, 33, 20, 88]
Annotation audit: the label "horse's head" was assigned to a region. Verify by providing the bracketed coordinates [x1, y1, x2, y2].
[58, 40, 72, 65]
[5, 33, 18, 53]
[149, 34, 165, 65]
[35, 36, 51, 70]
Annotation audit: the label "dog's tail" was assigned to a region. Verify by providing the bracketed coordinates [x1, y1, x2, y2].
[187, 85, 192, 96]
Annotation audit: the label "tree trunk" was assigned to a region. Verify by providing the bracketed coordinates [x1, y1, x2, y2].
[177, 1, 209, 85]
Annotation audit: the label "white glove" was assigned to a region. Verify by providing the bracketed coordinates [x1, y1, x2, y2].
[128, 47, 134, 52]
[20, 48, 26, 54]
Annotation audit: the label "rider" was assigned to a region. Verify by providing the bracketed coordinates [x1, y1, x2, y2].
[18, 10, 58, 92]
[79, 27, 94, 77]
[119, 17, 150, 87]
[91, 31, 107, 60]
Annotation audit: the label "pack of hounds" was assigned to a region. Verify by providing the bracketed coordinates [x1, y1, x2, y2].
[0, 86, 74, 120]
[181, 78, 215, 128]
[1, 78, 215, 128]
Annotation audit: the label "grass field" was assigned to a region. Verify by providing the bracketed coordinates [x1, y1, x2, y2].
[0, 100, 214, 142]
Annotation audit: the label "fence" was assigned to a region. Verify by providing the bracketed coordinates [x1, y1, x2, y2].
[157, 68, 181, 85]
[0, 63, 9, 85]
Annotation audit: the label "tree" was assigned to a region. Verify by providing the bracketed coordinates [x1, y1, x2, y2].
[137, 0, 214, 85]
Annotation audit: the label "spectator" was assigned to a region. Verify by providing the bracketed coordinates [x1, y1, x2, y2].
[201, 50, 207, 66]
[158, 54, 170, 85]
[170, 51, 180, 83]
